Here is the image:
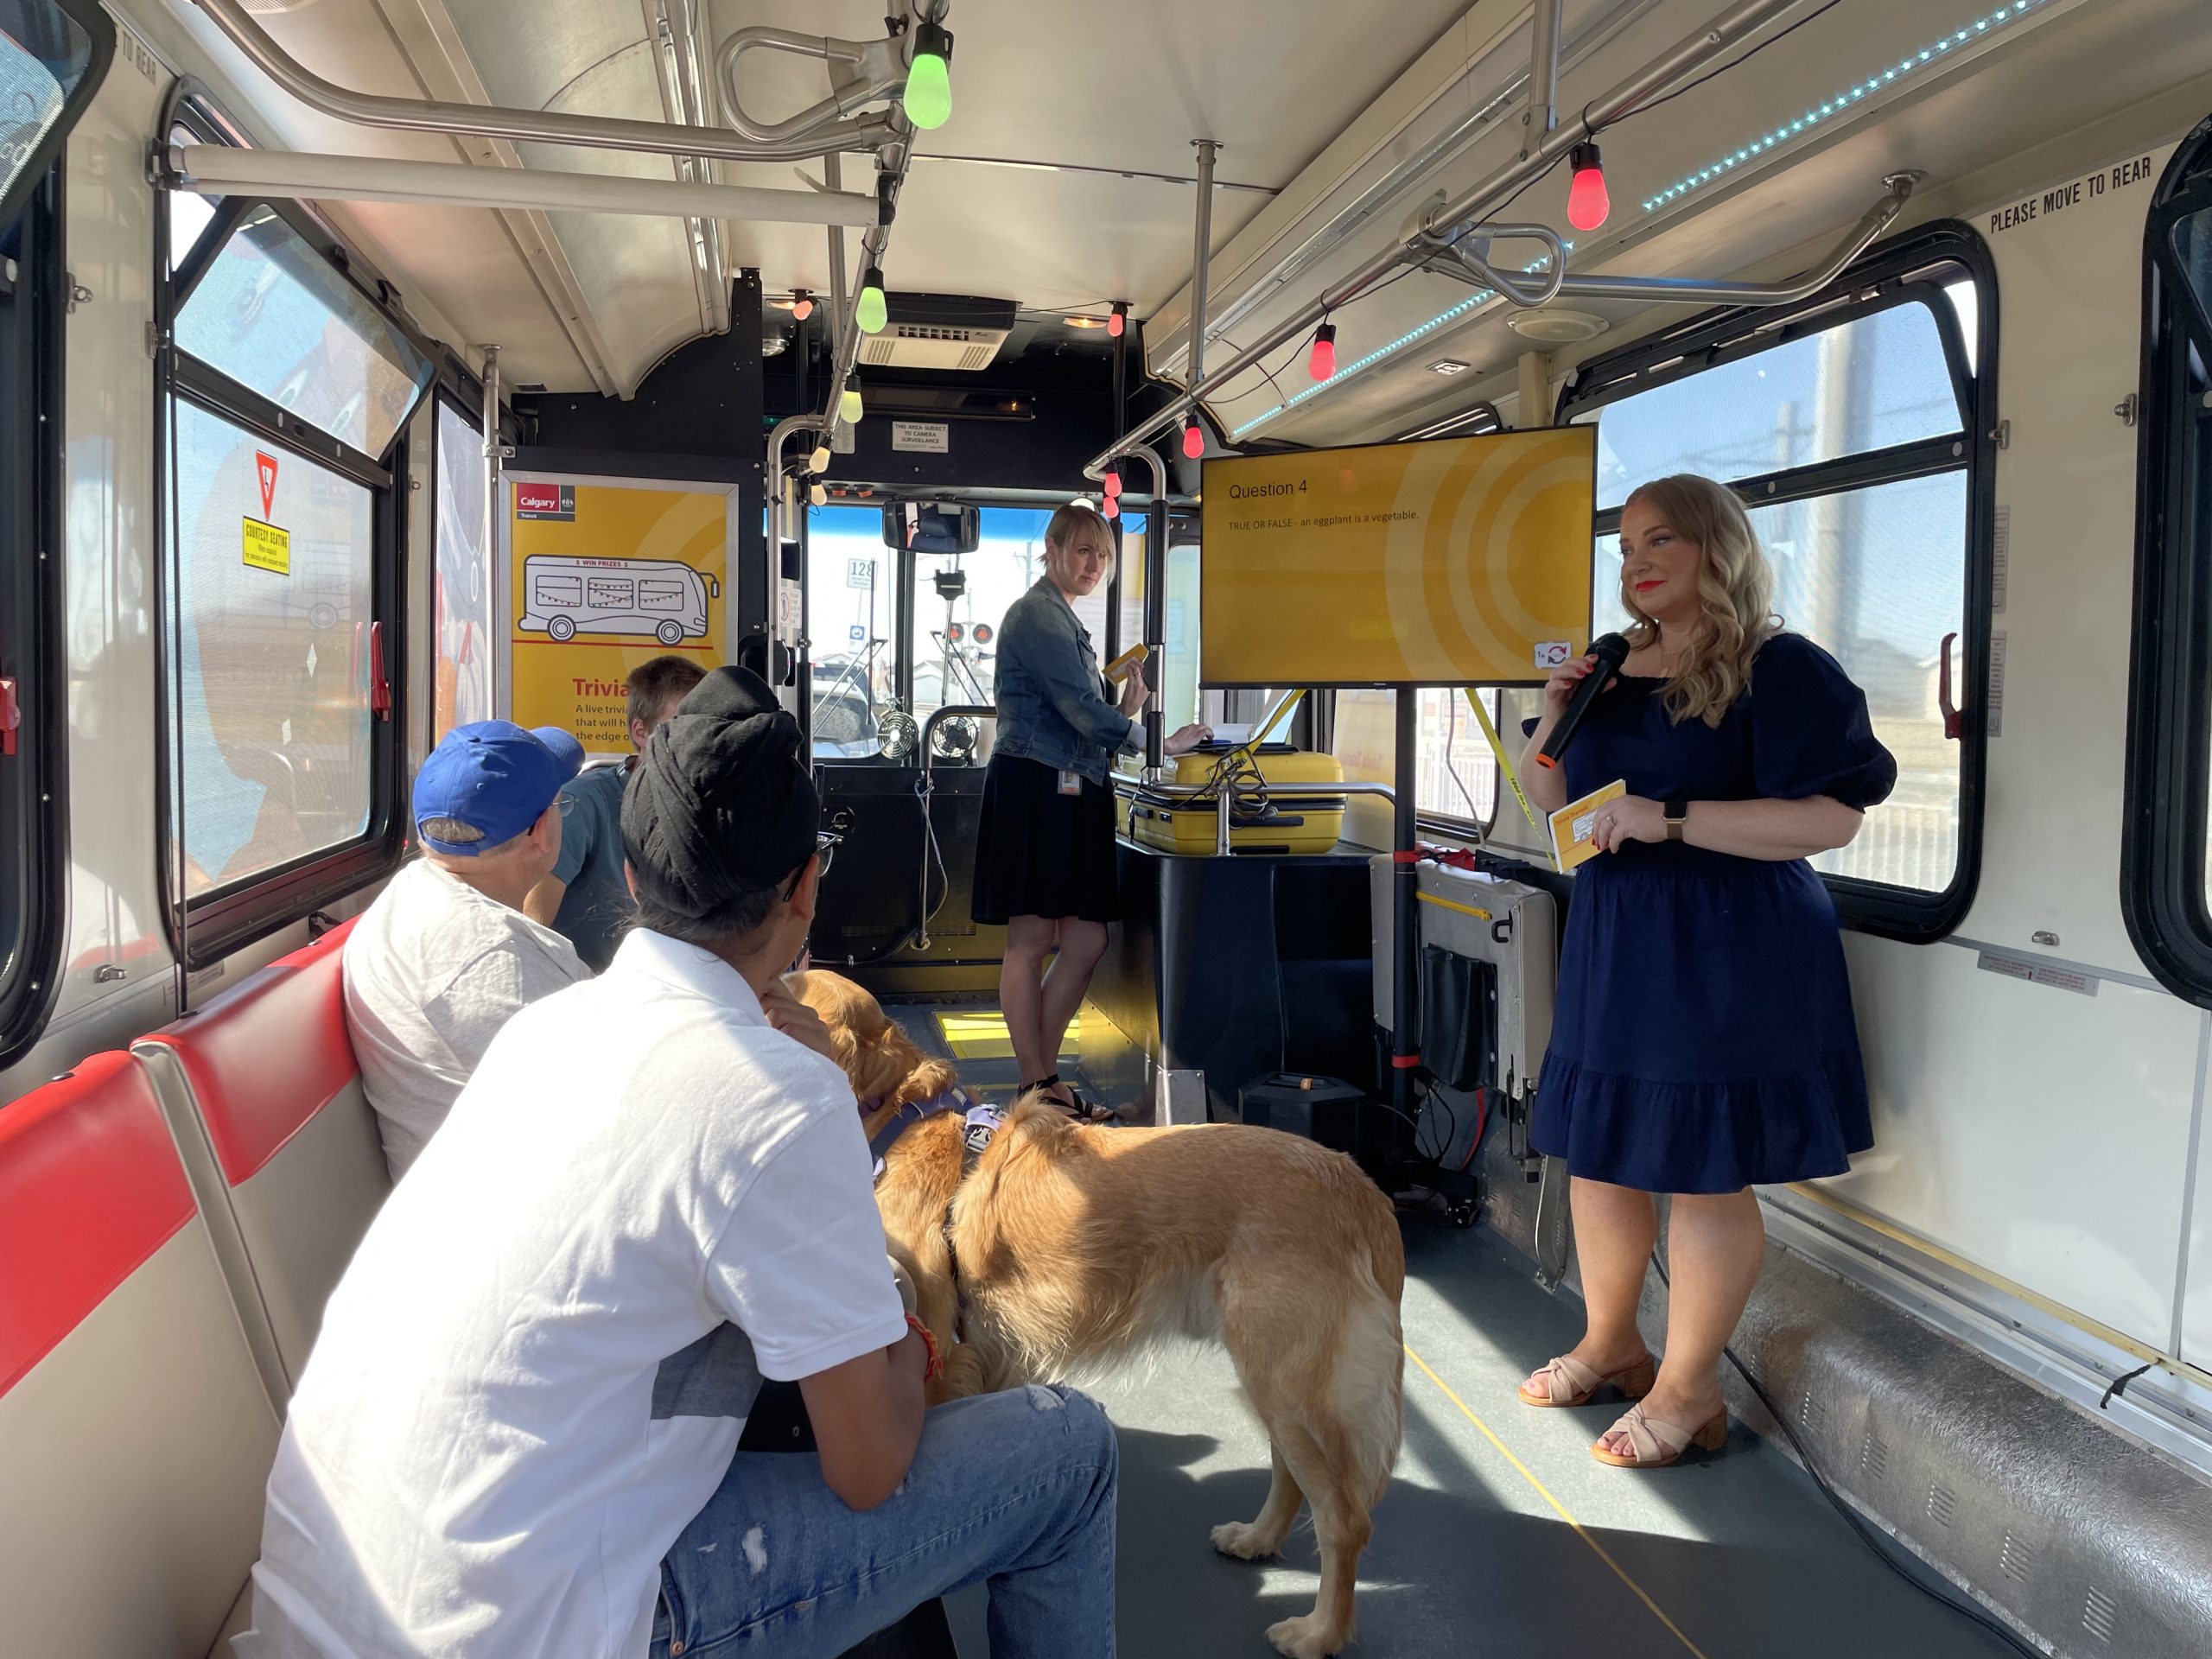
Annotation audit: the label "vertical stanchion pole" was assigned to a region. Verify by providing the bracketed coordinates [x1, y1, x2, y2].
[1391, 686, 1421, 1166]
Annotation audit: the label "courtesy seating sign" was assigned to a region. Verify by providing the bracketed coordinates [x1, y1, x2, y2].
[1200, 427, 1595, 685]
[506, 474, 732, 753]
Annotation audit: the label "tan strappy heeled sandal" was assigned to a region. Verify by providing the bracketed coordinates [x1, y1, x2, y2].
[1517, 1351, 1657, 1408]
[1590, 1400, 1728, 1467]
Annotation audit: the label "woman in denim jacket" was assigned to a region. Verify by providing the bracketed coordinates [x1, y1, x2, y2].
[974, 503, 1210, 1114]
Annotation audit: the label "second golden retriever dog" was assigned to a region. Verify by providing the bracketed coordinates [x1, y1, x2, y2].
[791, 970, 1406, 1659]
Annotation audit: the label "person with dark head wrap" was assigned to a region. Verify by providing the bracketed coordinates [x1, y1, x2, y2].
[239, 665, 1121, 1659]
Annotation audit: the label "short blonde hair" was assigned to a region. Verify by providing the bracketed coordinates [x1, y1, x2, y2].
[1045, 501, 1111, 550]
[1620, 474, 1779, 727]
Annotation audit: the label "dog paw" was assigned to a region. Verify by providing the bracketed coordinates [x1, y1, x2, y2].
[1265, 1613, 1348, 1658]
[1211, 1521, 1282, 1560]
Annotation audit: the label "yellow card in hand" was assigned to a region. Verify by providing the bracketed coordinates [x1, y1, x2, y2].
[1549, 779, 1627, 872]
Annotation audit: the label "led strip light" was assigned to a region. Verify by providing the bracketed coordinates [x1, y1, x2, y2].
[1643, 0, 2053, 212]
[1232, 0, 2053, 442]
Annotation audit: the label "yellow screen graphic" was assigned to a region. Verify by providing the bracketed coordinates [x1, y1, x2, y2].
[1200, 427, 1596, 684]
[508, 476, 730, 753]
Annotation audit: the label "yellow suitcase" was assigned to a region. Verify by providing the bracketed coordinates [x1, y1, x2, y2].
[1127, 744, 1348, 855]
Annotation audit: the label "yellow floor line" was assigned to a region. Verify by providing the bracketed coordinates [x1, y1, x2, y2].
[1404, 1344, 1713, 1659]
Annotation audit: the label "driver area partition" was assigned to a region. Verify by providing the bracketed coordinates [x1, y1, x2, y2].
[810, 760, 1005, 994]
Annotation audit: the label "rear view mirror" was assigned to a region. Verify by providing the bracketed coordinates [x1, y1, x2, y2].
[883, 502, 980, 555]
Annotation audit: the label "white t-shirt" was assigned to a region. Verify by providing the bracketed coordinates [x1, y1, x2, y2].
[240, 929, 907, 1659]
[342, 857, 591, 1177]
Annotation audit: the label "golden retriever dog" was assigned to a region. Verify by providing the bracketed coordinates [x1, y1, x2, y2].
[789, 968, 963, 1146]
[791, 970, 1406, 1659]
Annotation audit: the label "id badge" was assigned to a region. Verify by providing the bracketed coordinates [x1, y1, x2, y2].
[1058, 769, 1083, 797]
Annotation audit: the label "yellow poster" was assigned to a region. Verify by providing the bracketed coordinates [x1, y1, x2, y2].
[241, 517, 290, 575]
[507, 474, 730, 753]
[1200, 427, 1595, 685]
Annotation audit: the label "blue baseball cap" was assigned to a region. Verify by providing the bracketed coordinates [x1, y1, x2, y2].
[412, 721, 584, 855]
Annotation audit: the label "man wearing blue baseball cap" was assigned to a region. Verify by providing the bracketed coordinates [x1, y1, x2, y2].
[341, 719, 593, 1178]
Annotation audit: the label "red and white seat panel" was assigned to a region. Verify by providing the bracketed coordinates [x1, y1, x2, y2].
[136, 918, 391, 1407]
[0, 1050, 279, 1656]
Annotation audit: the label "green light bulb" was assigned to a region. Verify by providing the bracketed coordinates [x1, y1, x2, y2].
[841, 380, 864, 423]
[904, 51, 951, 130]
[856, 277, 887, 335]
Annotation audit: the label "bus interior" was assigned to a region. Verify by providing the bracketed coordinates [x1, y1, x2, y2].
[5, 0, 2212, 1655]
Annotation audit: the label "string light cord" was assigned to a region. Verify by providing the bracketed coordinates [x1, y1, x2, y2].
[1598, 0, 1849, 126]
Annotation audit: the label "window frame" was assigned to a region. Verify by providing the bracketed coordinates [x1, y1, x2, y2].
[0, 167, 72, 1068]
[0, 0, 113, 234]
[428, 383, 495, 743]
[153, 86, 433, 966]
[2122, 118, 2212, 1005]
[1556, 220, 1999, 943]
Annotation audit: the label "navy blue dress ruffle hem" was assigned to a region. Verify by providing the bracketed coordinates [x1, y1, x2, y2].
[1531, 632, 1897, 1194]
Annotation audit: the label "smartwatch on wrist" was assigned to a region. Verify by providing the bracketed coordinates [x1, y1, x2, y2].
[1663, 799, 1688, 841]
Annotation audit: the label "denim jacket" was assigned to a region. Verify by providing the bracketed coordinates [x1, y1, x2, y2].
[992, 577, 1136, 786]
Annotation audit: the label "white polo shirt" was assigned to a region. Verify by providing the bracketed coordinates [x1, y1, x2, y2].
[239, 930, 907, 1659]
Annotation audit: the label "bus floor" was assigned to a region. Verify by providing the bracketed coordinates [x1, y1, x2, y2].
[884, 1003, 2018, 1657]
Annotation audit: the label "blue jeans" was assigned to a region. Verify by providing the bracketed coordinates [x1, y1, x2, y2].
[650, 1383, 1117, 1659]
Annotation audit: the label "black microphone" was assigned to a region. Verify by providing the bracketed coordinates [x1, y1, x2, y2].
[1535, 632, 1630, 771]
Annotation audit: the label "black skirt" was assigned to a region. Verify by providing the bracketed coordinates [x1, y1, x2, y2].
[971, 754, 1120, 925]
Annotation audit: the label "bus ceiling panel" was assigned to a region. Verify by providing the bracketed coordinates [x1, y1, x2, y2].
[1187, 0, 2206, 453]
[697, 0, 1469, 314]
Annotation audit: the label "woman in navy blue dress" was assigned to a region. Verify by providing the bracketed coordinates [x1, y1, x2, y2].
[1515, 474, 1896, 1469]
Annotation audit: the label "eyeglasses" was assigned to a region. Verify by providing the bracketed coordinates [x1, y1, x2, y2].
[783, 830, 843, 900]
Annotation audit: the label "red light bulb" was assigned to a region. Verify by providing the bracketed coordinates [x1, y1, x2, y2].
[791, 289, 814, 321]
[1101, 495, 1120, 520]
[1103, 467, 1122, 498]
[1108, 302, 1127, 339]
[1182, 419, 1205, 460]
[1308, 321, 1337, 381]
[1567, 143, 1609, 232]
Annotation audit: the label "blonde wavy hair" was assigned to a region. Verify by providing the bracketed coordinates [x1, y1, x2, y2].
[1620, 474, 1780, 727]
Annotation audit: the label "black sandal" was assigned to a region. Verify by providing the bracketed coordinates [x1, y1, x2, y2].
[1022, 1074, 1116, 1123]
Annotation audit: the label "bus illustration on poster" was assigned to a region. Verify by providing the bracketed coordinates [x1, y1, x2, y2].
[518, 555, 720, 647]
[504, 472, 734, 753]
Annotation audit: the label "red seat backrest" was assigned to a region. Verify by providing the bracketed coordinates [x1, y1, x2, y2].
[138, 918, 361, 1187]
[0, 1051, 196, 1397]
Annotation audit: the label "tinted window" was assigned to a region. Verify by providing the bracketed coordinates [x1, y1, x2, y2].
[433, 399, 492, 739]
[175, 207, 433, 457]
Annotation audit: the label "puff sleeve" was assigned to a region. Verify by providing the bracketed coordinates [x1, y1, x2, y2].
[1749, 634, 1897, 809]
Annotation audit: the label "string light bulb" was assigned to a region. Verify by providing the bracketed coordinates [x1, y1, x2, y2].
[1182, 418, 1205, 460]
[809, 480, 827, 507]
[791, 289, 813, 321]
[856, 267, 888, 334]
[809, 442, 831, 473]
[1103, 467, 1122, 498]
[1567, 143, 1610, 232]
[1107, 302, 1127, 339]
[840, 372, 864, 424]
[1308, 321, 1337, 380]
[1101, 495, 1119, 521]
[903, 20, 954, 130]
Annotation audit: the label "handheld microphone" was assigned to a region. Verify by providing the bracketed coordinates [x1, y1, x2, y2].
[1534, 632, 1630, 771]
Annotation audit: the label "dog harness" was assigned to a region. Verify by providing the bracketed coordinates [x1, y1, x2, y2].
[866, 1081, 976, 1170]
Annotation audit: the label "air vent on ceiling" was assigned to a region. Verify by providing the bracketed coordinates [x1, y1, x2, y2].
[859, 323, 1007, 372]
[857, 294, 1018, 372]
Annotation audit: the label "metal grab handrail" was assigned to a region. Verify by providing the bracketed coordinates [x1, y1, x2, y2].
[188, 0, 891, 163]
[715, 28, 906, 148]
[920, 703, 996, 775]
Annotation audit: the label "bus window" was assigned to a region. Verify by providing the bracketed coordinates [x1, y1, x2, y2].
[168, 400, 376, 894]
[1114, 522, 1203, 745]
[0, 0, 108, 233]
[432, 398, 493, 741]
[175, 206, 434, 459]
[1564, 235, 1992, 934]
[804, 504, 896, 758]
[1331, 689, 1499, 836]
[2124, 136, 2212, 1002]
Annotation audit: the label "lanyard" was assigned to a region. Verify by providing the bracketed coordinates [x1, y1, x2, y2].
[1465, 689, 1543, 836]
